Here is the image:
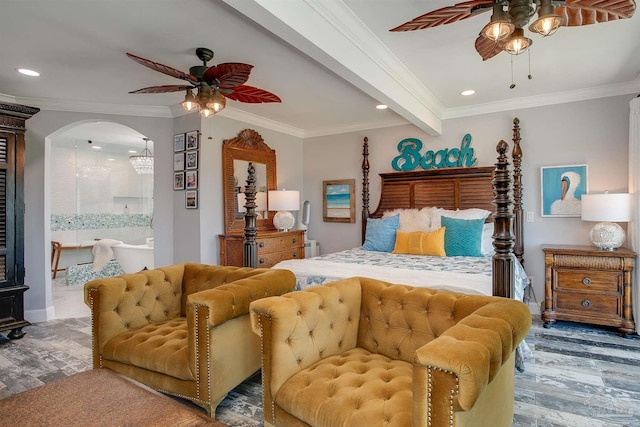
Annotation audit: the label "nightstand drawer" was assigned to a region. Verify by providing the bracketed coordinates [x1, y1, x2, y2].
[555, 269, 622, 293]
[556, 290, 621, 318]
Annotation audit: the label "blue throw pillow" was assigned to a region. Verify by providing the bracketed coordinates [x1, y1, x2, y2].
[441, 216, 484, 257]
[362, 214, 400, 252]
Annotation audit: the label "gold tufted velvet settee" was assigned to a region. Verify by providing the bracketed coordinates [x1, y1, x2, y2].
[84, 263, 295, 418]
[250, 276, 531, 427]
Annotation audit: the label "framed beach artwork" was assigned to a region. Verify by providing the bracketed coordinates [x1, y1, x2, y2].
[323, 179, 356, 223]
[540, 164, 588, 217]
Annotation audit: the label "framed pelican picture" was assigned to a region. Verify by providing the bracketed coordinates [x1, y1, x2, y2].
[540, 164, 588, 217]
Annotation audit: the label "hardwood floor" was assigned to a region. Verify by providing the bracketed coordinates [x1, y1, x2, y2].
[1, 314, 639, 426]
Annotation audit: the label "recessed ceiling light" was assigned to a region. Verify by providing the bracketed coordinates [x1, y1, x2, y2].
[376, 104, 388, 110]
[16, 68, 40, 77]
[461, 89, 475, 96]
[107, 158, 115, 161]
[128, 150, 137, 154]
[92, 146, 102, 150]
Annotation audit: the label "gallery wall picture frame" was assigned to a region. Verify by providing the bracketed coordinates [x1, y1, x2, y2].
[323, 179, 356, 223]
[185, 170, 198, 190]
[173, 153, 185, 171]
[186, 150, 198, 169]
[540, 164, 588, 217]
[174, 133, 185, 152]
[186, 130, 199, 150]
[185, 190, 198, 209]
[173, 172, 185, 190]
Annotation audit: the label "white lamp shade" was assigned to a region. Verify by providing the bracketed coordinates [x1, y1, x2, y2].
[581, 193, 631, 222]
[268, 190, 300, 211]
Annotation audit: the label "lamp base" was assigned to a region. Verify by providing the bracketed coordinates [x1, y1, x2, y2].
[589, 222, 625, 251]
[273, 211, 295, 232]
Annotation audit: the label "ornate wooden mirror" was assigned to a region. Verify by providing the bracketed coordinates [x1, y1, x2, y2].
[222, 129, 277, 234]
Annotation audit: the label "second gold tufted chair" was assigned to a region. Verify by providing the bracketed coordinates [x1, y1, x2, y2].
[84, 263, 295, 418]
[250, 276, 531, 427]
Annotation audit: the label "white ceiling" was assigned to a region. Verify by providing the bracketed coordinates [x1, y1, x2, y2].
[1, 0, 639, 141]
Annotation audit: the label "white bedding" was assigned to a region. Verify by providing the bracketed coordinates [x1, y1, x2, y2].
[273, 247, 528, 301]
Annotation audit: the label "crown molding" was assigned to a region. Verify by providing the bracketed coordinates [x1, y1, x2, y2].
[442, 78, 640, 119]
[303, 116, 409, 138]
[217, 107, 306, 138]
[2, 95, 173, 118]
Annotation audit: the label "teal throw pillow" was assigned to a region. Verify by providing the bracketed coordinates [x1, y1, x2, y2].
[441, 216, 484, 257]
[362, 214, 400, 252]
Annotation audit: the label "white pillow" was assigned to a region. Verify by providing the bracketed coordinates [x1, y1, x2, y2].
[431, 208, 491, 229]
[481, 222, 494, 256]
[383, 208, 433, 232]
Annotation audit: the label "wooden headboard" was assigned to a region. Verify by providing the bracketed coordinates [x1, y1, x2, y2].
[361, 118, 525, 298]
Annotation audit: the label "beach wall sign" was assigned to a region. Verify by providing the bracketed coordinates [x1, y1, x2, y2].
[391, 134, 477, 171]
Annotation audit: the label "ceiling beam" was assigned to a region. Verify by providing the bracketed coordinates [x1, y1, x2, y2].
[223, 0, 444, 136]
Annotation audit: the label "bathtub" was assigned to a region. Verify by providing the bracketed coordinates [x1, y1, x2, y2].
[112, 242, 154, 274]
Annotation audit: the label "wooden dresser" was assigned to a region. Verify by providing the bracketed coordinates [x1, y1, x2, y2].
[219, 230, 304, 268]
[542, 245, 636, 337]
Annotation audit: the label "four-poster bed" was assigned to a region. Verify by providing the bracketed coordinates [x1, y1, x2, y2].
[243, 118, 526, 300]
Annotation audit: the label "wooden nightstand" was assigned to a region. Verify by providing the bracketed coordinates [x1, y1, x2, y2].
[219, 230, 305, 268]
[542, 245, 636, 337]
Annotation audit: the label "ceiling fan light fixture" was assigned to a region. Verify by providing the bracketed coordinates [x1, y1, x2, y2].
[504, 28, 532, 55]
[529, 0, 565, 37]
[199, 106, 215, 118]
[480, 4, 514, 42]
[181, 88, 199, 112]
[206, 89, 226, 113]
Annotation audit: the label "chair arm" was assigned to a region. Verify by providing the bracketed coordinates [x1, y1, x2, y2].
[250, 278, 362, 405]
[413, 299, 531, 412]
[187, 268, 295, 327]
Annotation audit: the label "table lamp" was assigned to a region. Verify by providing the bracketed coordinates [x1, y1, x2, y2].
[581, 192, 631, 251]
[268, 190, 300, 231]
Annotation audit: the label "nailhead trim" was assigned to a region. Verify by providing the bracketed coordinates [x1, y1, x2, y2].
[427, 366, 459, 427]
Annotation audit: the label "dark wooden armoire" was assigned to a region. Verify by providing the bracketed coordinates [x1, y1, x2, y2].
[0, 102, 39, 339]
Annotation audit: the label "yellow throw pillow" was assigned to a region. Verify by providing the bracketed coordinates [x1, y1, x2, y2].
[392, 230, 412, 254]
[409, 227, 446, 256]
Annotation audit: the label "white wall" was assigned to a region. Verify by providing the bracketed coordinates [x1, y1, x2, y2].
[303, 95, 634, 308]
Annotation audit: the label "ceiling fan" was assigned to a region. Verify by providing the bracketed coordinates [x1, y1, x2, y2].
[390, 0, 636, 60]
[127, 47, 281, 118]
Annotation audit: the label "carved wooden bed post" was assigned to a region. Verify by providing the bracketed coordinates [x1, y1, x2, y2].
[492, 140, 516, 298]
[243, 162, 258, 268]
[511, 118, 524, 267]
[361, 136, 370, 244]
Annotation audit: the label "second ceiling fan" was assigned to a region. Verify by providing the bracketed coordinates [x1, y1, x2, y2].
[390, 0, 636, 60]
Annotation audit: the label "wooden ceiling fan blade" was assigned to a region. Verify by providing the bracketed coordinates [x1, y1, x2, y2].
[225, 85, 281, 103]
[128, 85, 194, 94]
[126, 53, 198, 84]
[203, 63, 254, 89]
[556, 0, 636, 26]
[390, 0, 494, 31]
[475, 35, 506, 61]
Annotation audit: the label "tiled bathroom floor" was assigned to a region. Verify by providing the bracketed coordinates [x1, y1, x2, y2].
[52, 274, 91, 319]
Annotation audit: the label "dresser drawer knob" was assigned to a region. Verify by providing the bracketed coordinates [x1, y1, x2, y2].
[582, 278, 591, 285]
[259, 258, 265, 264]
[581, 300, 590, 307]
[292, 238, 297, 243]
[292, 253, 297, 258]
[259, 242, 265, 248]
